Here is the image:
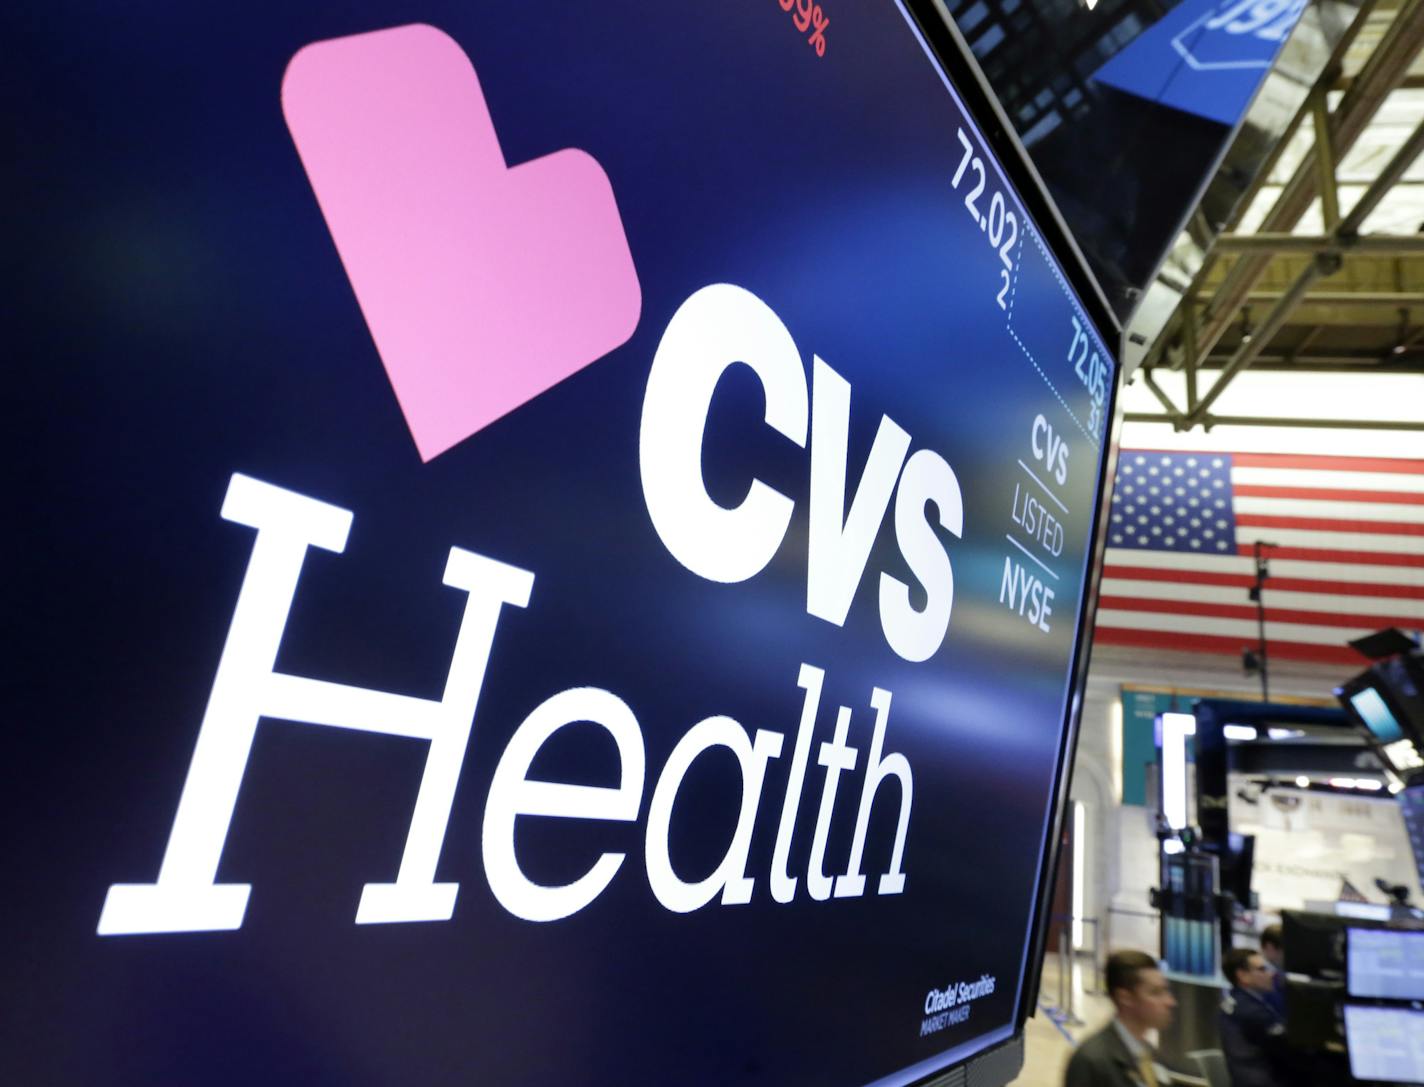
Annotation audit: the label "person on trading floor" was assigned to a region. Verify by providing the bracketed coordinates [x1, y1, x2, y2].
[1257, 924, 1286, 1015]
[1065, 949, 1181, 1087]
[1219, 947, 1295, 1087]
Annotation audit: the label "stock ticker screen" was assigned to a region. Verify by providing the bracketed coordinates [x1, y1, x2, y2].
[7, 2, 1118, 1084]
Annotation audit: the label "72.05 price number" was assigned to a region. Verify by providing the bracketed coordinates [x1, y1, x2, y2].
[1068, 315, 1107, 432]
[952, 127, 1019, 309]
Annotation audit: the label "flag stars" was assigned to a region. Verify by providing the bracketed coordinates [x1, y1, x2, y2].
[1113, 450, 1237, 556]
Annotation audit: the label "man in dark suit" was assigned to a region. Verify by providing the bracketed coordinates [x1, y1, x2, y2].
[1065, 949, 1180, 1087]
[1219, 947, 1295, 1087]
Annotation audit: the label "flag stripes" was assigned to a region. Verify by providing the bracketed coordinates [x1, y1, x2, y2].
[1098, 450, 1424, 665]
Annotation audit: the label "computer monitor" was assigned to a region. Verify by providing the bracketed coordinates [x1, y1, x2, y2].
[1402, 782, 1424, 891]
[1284, 978, 1343, 1051]
[1336, 657, 1424, 775]
[1344, 1005, 1424, 1084]
[1284, 910, 1352, 979]
[1347, 927, 1424, 1001]
[1350, 686, 1406, 744]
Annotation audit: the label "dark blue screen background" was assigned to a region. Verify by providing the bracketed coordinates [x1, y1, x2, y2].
[5, 3, 1116, 1084]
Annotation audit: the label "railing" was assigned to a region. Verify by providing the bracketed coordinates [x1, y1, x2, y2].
[1041, 913, 1102, 1027]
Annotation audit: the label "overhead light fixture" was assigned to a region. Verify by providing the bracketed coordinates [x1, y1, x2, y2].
[1295, 775, 1310, 788]
[1224, 724, 1259, 741]
[1327, 776, 1385, 791]
[1240, 307, 1253, 345]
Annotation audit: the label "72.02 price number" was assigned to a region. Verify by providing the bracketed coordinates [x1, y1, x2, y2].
[952, 127, 1019, 309]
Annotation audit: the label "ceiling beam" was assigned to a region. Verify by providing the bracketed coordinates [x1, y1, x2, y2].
[1192, 291, 1424, 305]
[1213, 233, 1424, 255]
[1196, 356, 1424, 371]
[1185, 255, 1340, 426]
[1187, 0, 1424, 370]
[1135, 0, 1391, 376]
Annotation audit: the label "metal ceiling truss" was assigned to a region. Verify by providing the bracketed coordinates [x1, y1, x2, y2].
[1132, 0, 1424, 433]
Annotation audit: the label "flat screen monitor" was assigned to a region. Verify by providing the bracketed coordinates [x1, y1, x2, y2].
[1284, 910, 1352, 979]
[1344, 1005, 1424, 1084]
[1283, 978, 1344, 1051]
[1337, 659, 1424, 776]
[7, 2, 1120, 1085]
[1351, 687, 1407, 744]
[1404, 784, 1424, 890]
[1348, 927, 1424, 1001]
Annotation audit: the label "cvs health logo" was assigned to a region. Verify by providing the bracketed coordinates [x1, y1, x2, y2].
[282, 24, 643, 462]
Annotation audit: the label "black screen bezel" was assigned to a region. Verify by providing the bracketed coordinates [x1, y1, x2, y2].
[894, 0, 1124, 1074]
[1336, 672, 1415, 771]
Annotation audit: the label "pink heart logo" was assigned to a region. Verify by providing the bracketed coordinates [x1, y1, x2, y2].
[282, 24, 643, 462]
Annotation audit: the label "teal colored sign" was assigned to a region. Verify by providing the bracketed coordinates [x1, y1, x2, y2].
[1121, 688, 1197, 806]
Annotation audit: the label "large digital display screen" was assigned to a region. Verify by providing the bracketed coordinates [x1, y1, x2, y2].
[1348, 928, 1424, 1001]
[1345, 1006, 1424, 1084]
[7, 2, 1118, 1084]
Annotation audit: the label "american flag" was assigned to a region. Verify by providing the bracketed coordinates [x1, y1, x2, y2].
[1095, 450, 1424, 666]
